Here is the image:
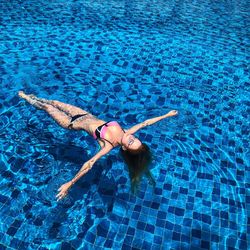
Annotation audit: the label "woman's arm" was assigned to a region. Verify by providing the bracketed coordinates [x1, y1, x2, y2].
[70, 148, 107, 185]
[126, 110, 178, 135]
[56, 145, 112, 201]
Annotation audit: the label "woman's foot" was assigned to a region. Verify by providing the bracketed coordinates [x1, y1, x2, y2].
[29, 94, 51, 104]
[18, 91, 47, 109]
[18, 91, 37, 100]
[18, 91, 34, 102]
[18, 91, 26, 99]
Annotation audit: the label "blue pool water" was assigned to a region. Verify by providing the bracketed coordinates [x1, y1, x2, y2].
[0, 0, 249, 249]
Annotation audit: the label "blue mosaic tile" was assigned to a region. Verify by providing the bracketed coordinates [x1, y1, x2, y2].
[0, 0, 249, 249]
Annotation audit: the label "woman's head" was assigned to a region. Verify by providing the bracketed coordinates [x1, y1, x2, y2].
[120, 143, 153, 194]
[121, 132, 142, 152]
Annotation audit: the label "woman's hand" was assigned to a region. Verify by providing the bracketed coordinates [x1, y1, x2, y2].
[56, 181, 72, 201]
[166, 110, 178, 117]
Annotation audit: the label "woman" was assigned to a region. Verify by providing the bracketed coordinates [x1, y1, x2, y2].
[18, 91, 178, 200]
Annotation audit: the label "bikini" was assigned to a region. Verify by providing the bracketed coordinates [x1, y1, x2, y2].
[94, 121, 124, 147]
[68, 114, 88, 129]
[68, 115, 123, 148]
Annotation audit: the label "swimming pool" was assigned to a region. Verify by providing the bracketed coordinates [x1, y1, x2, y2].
[0, 0, 249, 249]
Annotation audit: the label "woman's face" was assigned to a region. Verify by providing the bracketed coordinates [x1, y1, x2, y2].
[121, 133, 142, 151]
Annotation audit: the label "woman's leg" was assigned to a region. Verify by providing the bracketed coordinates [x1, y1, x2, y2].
[45, 106, 72, 129]
[29, 94, 90, 117]
[18, 91, 71, 129]
[18, 91, 47, 110]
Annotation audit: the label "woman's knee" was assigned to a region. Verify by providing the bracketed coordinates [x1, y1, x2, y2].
[46, 105, 56, 113]
[51, 100, 58, 105]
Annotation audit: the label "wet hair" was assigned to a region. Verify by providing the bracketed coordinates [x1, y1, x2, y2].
[120, 143, 155, 194]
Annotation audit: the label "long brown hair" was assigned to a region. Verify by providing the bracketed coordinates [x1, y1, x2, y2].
[120, 143, 155, 194]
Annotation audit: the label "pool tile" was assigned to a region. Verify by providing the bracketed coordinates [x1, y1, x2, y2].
[0, 0, 249, 249]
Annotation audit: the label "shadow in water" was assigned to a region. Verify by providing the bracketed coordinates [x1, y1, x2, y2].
[48, 143, 89, 165]
[47, 158, 117, 241]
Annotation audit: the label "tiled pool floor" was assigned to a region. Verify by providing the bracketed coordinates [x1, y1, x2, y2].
[0, 0, 249, 249]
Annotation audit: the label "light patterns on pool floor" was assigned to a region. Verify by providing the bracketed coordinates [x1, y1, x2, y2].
[0, 0, 249, 249]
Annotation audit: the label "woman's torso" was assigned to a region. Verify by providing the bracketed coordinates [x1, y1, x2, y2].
[75, 115, 124, 147]
[92, 120, 125, 147]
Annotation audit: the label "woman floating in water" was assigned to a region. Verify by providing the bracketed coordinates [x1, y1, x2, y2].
[18, 91, 178, 200]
